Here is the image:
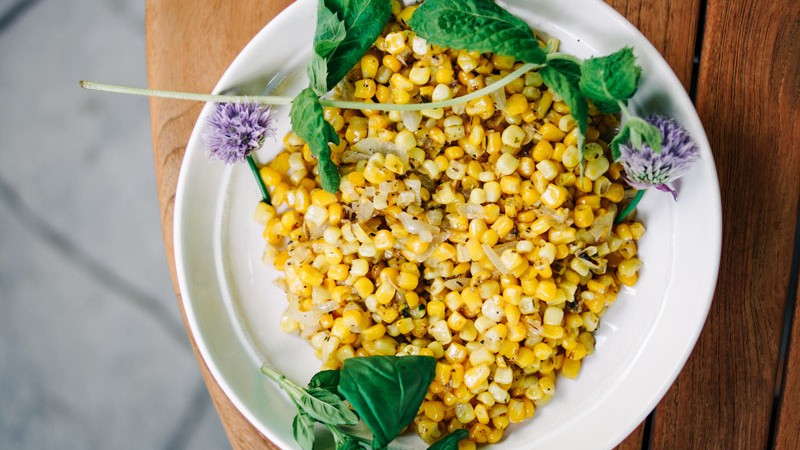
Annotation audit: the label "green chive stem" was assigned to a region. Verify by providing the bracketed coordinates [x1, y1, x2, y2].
[79, 80, 294, 105]
[246, 155, 271, 205]
[615, 189, 645, 224]
[80, 61, 540, 113]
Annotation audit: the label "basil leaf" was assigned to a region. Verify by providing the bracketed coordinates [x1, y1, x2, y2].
[290, 88, 341, 192]
[314, 1, 347, 58]
[338, 355, 437, 450]
[302, 388, 359, 426]
[427, 429, 469, 450]
[292, 412, 316, 450]
[323, 0, 392, 88]
[309, 369, 342, 396]
[540, 60, 588, 156]
[579, 47, 641, 113]
[409, 0, 546, 64]
[307, 53, 330, 96]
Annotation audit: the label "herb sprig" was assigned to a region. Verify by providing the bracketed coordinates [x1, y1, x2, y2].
[260, 355, 466, 450]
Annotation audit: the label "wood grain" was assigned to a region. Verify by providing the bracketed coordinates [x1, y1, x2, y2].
[649, 0, 800, 448]
[776, 248, 800, 449]
[145, 1, 294, 449]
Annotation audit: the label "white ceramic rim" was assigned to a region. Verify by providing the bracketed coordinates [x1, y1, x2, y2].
[174, 1, 722, 448]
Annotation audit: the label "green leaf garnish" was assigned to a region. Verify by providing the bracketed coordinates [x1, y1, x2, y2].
[427, 429, 469, 450]
[292, 412, 316, 450]
[408, 0, 547, 65]
[610, 115, 663, 159]
[290, 88, 341, 192]
[313, 1, 347, 58]
[579, 47, 641, 113]
[321, 0, 392, 88]
[308, 369, 342, 396]
[338, 355, 437, 450]
[540, 57, 588, 158]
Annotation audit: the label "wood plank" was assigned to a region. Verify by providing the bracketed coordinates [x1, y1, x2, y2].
[145, 1, 294, 449]
[649, 0, 800, 448]
[605, 0, 701, 90]
[776, 268, 800, 449]
[603, 2, 701, 447]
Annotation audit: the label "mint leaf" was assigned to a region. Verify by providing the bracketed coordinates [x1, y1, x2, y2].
[628, 117, 663, 153]
[427, 429, 469, 450]
[609, 123, 631, 160]
[290, 88, 341, 192]
[338, 355, 437, 450]
[540, 60, 588, 156]
[323, 0, 392, 88]
[314, 1, 347, 58]
[408, 0, 547, 64]
[579, 47, 641, 113]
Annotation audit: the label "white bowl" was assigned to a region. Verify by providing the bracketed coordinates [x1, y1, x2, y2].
[174, 1, 722, 448]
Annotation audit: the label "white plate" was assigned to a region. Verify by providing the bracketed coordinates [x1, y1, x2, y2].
[174, 1, 722, 448]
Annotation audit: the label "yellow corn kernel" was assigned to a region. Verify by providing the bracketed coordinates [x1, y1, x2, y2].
[406, 235, 431, 254]
[618, 257, 642, 278]
[535, 279, 557, 302]
[297, 265, 324, 287]
[354, 79, 377, 99]
[405, 291, 421, 309]
[491, 216, 515, 239]
[515, 347, 536, 368]
[427, 300, 446, 319]
[445, 343, 468, 363]
[464, 365, 491, 390]
[353, 277, 374, 298]
[605, 182, 625, 203]
[540, 184, 569, 209]
[542, 324, 565, 340]
[561, 358, 581, 379]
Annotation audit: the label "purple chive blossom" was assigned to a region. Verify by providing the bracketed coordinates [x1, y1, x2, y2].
[204, 101, 275, 164]
[619, 114, 699, 199]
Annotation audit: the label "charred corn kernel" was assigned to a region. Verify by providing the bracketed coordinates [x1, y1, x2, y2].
[540, 184, 568, 208]
[501, 125, 526, 148]
[353, 277, 374, 298]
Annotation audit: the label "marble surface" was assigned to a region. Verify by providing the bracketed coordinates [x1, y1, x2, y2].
[0, 0, 230, 448]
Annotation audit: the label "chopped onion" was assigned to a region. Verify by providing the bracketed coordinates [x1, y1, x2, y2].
[482, 243, 510, 275]
[444, 278, 471, 291]
[401, 110, 423, 132]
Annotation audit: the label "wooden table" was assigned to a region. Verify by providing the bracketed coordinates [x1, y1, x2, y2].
[145, 1, 800, 448]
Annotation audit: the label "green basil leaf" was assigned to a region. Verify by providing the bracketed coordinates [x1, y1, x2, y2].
[314, 1, 347, 58]
[540, 61, 588, 156]
[292, 412, 316, 450]
[323, 0, 392, 88]
[309, 369, 342, 396]
[338, 355, 437, 450]
[427, 429, 469, 450]
[408, 0, 546, 64]
[302, 388, 359, 426]
[579, 47, 641, 113]
[290, 88, 341, 192]
[307, 53, 330, 96]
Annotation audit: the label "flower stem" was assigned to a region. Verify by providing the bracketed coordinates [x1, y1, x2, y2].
[615, 189, 645, 224]
[246, 155, 271, 205]
[80, 62, 540, 113]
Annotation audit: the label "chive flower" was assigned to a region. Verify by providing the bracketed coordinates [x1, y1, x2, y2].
[204, 101, 275, 164]
[619, 114, 699, 199]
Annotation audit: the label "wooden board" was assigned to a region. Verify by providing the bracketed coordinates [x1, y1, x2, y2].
[649, 0, 800, 448]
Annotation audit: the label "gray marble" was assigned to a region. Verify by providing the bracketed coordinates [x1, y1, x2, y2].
[0, 0, 229, 448]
